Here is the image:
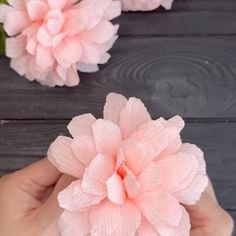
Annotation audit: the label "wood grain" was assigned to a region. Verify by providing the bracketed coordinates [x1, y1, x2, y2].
[1, 37, 236, 119]
[0, 120, 236, 211]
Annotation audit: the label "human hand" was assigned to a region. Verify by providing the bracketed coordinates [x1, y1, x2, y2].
[186, 182, 234, 236]
[0, 158, 74, 236]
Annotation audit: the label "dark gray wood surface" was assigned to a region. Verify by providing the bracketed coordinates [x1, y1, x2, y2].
[0, 0, 235, 233]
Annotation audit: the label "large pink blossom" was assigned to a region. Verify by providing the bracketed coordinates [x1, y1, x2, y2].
[48, 93, 208, 236]
[0, 0, 121, 87]
[121, 0, 174, 11]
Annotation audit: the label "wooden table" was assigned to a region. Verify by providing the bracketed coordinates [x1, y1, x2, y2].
[0, 0, 236, 232]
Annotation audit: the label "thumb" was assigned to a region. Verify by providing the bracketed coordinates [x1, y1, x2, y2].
[37, 174, 76, 222]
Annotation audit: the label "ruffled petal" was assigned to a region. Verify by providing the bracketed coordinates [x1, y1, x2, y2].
[138, 162, 161, 192]
[106, 173, 126, 205]
[77, 62, 99, 73]
[8, 0, 25, 9]
[53, 36, 82, 68]
[157, 152, 199, 193]
[59, 210, 90, 236]
[87, 154, 115, 183]
[136, 217, 160, 236]
[119, 97, 151, 139]
[0, 4, 12, 23]
[123, 167, 140, 199]
[67, 113, 96, 138]
[26, 0, 48, 21]
[104, 1, 121, 20]
[81, 168, 106, 196]
[4, 10, 30, 36]
[6, 34, 26, 58]
[103, 92, 127, 125]
[10, 54, 30, 76]
[172, 175, 208, 205]
[71, 135, 96, 166]
[82, 21, 118, 44]
[36, 45, 54, 69]
[47, 136, 85, 178]
[58, 180, 105, 211]
[47, 0, 68, 10]
[135, 189, 182, 228]
[121, 140, 156, 175]
[90, 200, 120, 235]
[92, 119, 121, 157]
[65, 65, 80, 87]
[110, 201, 141, 236]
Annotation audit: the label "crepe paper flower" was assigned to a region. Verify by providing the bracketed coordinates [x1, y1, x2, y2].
[48, 92, 208, 236]
[0, 0, 121, 87]
[121, 0, 174, 11]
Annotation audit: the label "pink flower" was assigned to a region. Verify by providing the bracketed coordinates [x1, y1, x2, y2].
[48, 93, 208, 236]
[121, 0, 174, 11]
[0, 0, 121, 87]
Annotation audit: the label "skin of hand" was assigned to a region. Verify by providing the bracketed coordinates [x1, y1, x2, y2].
[0, 159, 234, 236]
[0, 158, 75, 236]
[185, 182, 234, 236]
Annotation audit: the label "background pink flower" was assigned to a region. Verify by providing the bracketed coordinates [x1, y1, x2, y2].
[48, 93, 208, 236]
[0, 0, 121, 87]
[121, 0, 174, 11]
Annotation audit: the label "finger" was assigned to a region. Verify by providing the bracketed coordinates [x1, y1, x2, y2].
[185, 191, 221, 229]
[38, 175, 76, 221]
[14, 158, 61, 198]
[206, 180, 218, 203]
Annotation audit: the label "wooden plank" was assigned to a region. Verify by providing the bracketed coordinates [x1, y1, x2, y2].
[0, 120, 236, 211]
[1, 37, 236, 119]
[115, 12, 236, 36]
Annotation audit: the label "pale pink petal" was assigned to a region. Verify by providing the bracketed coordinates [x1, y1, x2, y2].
[4, 10, 30, 36]
[80, 40, 101, 64]
[81, 168, 107, 196]
[138, 162, 161, 192]
[157, 152, 199, 193]
[161, 0, 174, 10]
[53, 36, 82, 68]
[77, 62, 99, 73]
[10, 54, 30, 76]
[135, 189, 182, 228]
[71, 135, 96, 166]
[156, 127, 182, 160]
[106, 173, 126, 205]
[99, 52, 111, 64]
[59, 210, 90, 236]
[58, 180, 105, 211]
[82, 21, 117, 44]
[104, 1, 121, 20]
[172, 175, 208, 205]
[37, 25, 53, 47]
[157, 207, 190, 236]
[46, 9, 65, 35]
[123, 167, 140, 199]
[26, 36, 38, 55]
[8, 0, 25, 9]
[111, 201, 141, 236]
[103, 92, 127, 125]
[90, 200, 120, 235]
[65, 65, 80, 87]
[47, 0, 67, 10]
[87, 154, 115, 183]
[92, 119, 121, 157]
[179, 143, 206, 175]
[119, 97, 151, 139]
[166, 115, 185, 131]
[67, 113, 96, 138]
[36, 45, 54, 69]
[131, 119, 169, 156]
[0, 4, 12, 22]
[136, 217, 160, 236]
[121, 140, 156, 175]
[26, 1, 48, 21]
[47, 136, 85, 178]
[6, 34, 26, 58]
